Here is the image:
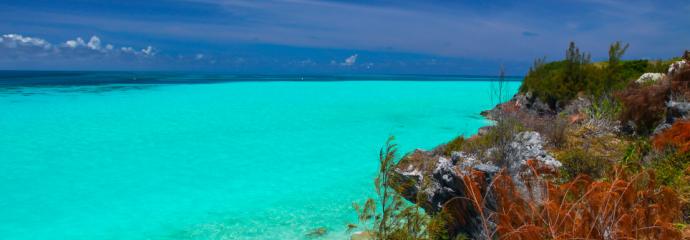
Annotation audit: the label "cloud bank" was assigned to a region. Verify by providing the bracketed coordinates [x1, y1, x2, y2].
[1, 33, 156, 57]
[0, 33, 163, 69]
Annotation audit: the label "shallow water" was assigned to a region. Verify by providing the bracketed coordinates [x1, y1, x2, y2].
[0, 75, 520, 239]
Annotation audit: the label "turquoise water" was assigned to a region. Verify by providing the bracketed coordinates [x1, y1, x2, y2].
[0, 75, 520, 239]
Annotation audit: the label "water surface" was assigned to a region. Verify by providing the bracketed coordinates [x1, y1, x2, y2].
[0, 73, 520, 239]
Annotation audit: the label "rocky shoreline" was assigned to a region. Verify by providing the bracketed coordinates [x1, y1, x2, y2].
[385, 51, 690, 239]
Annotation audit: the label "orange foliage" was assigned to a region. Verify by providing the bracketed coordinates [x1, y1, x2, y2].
[460, 164, 684, 240]
[653, 120, 690, 154]
[616, 82, 670, 134]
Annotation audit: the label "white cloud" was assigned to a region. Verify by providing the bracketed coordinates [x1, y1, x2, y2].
[87, 36, 101, 50]
[121, 46, 134, 53]
[62, 35, 154, 56]
[2, 34, 52, 49]
[341, 54, 358, 66]
[195, 53, 204, 60]
[2, 33, 159, 62]
[65, 36, 107, 52]
[141, 46, 155, 56]
[65, 37, 86, 48]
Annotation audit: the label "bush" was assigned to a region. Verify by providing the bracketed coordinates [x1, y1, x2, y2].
[616, 81, 670, 134]
[442, 136, 465, 156]
[484, 116, 525, 167]
[497, 167, 683, 239]
[646, 59, 671, 73]
[584, 95, 622, 121]
[520, 42, 658, 110]
[460, 165, 684, 240]
[541, 115, 569, 148]
[350, 137, 428, 240]
[653, 120, 690, 154]
[520, 42, 598, 109]
[558, 148, 608, 180]
[651, 151, 690, 221]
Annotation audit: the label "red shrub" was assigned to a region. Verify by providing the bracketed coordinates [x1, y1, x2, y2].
[616, 82, 670, 134]
[459, 165, 684, 240]
[653, 120, 690, 154]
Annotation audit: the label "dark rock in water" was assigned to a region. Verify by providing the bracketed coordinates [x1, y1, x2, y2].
[306, 227, 328, 238]
[391, 131, 560, 239]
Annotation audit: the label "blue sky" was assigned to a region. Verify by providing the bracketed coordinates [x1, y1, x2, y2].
[1, 0, 688, 75]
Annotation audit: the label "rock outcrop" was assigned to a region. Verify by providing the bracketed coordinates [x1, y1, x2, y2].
[668, 59, 688, 77]
[635, 72, 666, 84]
[481, 92, 555, 121]
[391, 131, 559, 238]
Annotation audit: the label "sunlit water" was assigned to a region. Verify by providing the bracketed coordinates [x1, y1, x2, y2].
[0, 74, 520, 239]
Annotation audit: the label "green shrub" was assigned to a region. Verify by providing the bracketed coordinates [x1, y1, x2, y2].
[443, 136, 465, 156]
[520, 42, 598, 108]
[653, 152, 690, 187]
[520, 42, 661, 109]
[646, 59, 669, 73]
[350, 137, 429, 240]
[619, 138, 652, 172]
[558, 148, 609, 180]
[427, 212, 450, 240]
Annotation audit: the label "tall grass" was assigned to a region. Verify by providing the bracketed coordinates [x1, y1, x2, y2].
[457, 162, 683, 239]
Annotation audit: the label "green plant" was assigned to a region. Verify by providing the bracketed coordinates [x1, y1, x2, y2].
[520, 42, 659, 110]
[558, 148, 609, 180]
[427, 212, 450, 240]
[520, 42, 601, 108]
[646, 59, 670, 73]
[442, 136, 465, 156]
[485, 115, 524, 167]
[603, 41, 630, 92]
[619, 138, 652, 172]
[350, 136, 430, 240]
[651, 151, 690, 221]
[542, 115, 569, 148]
[584, 95, 622, 121]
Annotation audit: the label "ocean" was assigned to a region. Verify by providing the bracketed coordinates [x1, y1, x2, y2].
[0, 72, 521, 239]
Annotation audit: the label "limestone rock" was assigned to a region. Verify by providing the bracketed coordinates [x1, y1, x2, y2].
[390, 131, 560, 239]
[668, 60, 688, 77]
[635, 72, 666, 84]
[507, 132, 561, 170]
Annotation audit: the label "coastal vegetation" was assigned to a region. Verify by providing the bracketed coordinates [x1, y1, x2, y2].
[351, 44, 690, 239]
[519, 42, 674, 110]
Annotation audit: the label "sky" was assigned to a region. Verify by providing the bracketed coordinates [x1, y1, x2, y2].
[0, 0, 689, 75]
